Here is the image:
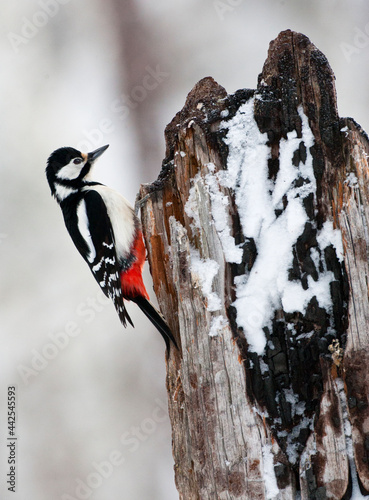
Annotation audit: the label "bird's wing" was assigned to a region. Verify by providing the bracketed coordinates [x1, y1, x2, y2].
[78, 189, 133, 328]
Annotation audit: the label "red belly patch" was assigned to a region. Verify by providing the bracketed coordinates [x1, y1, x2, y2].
[120, 231, 149, 300]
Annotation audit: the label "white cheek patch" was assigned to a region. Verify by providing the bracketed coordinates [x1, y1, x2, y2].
[77, 199, 96, 263]
[56, 159, 85, 180]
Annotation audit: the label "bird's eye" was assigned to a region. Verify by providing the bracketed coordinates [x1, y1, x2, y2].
[73, 158, 83, 165]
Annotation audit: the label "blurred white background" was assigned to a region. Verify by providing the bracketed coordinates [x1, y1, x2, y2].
[1, 1, 369, 499]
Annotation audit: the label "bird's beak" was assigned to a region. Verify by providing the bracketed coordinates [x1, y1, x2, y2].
[88, 144, 109, 162]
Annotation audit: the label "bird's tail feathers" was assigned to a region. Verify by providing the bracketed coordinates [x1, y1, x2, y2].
[119, 307, 134, 329]
[131, 296, 178, 350]
[112, 293, 134, 328]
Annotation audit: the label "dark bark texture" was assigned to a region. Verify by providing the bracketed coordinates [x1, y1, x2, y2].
[139, 30, 369, 499]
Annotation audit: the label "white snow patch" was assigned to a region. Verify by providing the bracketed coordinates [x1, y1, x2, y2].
[259, 358, 269, 374]
[185, 178, 202, 230]
[220, 101, 272, 239]
[220, 98, 342, 354]
[205, 170, 243, 264]
[262, 443, 279, 499]
[282, 272, 335, 313]
[296, 331, 314, 341]
[317, 220, 344, 263]
[340, 125, 349, 137]
[286, 416, 313, 465]
[185, 169, 243, 263]
[283, 389, 306, 417]
[209, 315, 227, 337]
[190, 249, 221, 311]
[346, 172, 358, 187]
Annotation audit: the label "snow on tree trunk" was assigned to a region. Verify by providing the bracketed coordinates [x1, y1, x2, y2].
[139, 30, 369, 499]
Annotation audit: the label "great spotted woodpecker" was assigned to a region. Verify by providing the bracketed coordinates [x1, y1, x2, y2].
[46, 144, 177, 350]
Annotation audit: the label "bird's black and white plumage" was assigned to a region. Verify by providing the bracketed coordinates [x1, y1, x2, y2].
[46, 145, 177, 350]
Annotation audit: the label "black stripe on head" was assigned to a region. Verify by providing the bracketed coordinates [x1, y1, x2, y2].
[47, 147, 82, 173]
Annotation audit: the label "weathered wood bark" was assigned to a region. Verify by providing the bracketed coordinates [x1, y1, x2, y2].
[139, 30, 369, 499]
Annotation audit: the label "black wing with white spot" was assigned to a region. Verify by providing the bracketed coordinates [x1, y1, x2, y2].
[76, 189, 133, 328]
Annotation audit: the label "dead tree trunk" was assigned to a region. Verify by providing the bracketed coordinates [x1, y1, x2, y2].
[139, 30, 369, 499]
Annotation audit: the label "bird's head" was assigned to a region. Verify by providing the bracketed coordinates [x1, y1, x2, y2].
[46, 144, 109, 202]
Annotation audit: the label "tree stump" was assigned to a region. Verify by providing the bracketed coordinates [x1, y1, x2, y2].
[139, 30, 369, 499]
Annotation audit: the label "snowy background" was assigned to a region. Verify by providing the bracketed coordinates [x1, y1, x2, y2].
[1, 1, 369, 499]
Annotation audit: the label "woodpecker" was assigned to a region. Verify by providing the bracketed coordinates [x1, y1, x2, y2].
[46, 144, 177, 350]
